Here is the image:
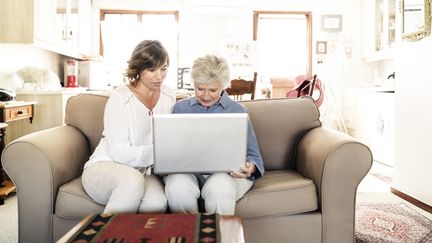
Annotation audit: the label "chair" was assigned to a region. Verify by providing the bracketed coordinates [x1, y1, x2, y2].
[225, 72, 258, 100]
[286, 74, 325, 107]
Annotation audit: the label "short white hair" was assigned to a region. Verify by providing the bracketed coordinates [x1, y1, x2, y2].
[191, 55, 231, 89]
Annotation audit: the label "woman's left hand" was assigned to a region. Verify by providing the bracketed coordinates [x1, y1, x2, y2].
[230, 162, 256, 178]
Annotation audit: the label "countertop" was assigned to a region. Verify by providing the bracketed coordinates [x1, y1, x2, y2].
[15, 87, 112, 96]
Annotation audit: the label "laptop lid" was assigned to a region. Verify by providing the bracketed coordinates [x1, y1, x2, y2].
[153, 113, 248, 174]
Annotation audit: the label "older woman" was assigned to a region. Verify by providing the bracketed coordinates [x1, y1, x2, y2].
[164, 54, 264, 215]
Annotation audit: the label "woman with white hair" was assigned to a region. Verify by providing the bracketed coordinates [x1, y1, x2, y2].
[164, 54, 264, 215]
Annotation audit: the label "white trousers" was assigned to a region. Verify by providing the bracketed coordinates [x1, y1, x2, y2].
[164, 173, 253, 215]
[82, 161, 167, 214]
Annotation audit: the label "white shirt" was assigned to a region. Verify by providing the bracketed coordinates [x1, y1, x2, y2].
[84, 84, 176, 170]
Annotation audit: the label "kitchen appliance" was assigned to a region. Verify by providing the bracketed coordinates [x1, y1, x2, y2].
[78, 61, 111, 90]
[0, 88, 16, 101]
[64, 59, 79, 88]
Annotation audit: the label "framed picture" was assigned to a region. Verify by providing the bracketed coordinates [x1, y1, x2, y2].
[316, 41, 327, 54]
[321, 15, 342, 32]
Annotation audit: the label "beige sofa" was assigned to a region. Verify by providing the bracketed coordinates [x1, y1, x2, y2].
[2, 93, 372, 243]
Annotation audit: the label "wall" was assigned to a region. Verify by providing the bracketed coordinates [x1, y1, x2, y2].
[393, 36, 432, 206]
[0, 44, 65, 86]
[93, 0, 368, 89]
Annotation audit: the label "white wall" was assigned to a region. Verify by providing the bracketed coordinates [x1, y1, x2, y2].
[393, 37, 432, 206]
[0, 45, 64, 74]
[0, 44, 66, 88]
[93, 0, 368, 89]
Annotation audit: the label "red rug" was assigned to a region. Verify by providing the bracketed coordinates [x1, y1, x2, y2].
[66, 213, 219, 243]
[355, 202, 432, 243]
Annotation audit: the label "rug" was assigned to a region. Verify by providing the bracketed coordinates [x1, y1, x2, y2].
[66, 213, 219, 243]
[355, 202, 432, 243]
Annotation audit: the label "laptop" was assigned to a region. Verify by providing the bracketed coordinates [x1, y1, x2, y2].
[152, 113, 248, 174]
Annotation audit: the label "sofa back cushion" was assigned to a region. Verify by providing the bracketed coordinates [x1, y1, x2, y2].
[240, 97, 321, 170]
[65, 94, 321, 170]
[65, 93, 109, 153]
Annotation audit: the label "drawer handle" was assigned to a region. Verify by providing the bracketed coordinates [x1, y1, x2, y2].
[17, 110, 24, 115]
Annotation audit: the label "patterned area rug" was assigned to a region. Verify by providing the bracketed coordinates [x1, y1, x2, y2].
[355, 202, 432, 243]
[66, 213, 219, 243]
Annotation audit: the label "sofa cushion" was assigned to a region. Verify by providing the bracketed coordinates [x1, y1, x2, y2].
[55, 177, 104, 220]
[65, 93, 109, 153]
[235, 170, 318, 219]
[240, 97, 321, 170]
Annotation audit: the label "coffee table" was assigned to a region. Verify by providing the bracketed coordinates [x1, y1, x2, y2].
[57, 214, 244, 243]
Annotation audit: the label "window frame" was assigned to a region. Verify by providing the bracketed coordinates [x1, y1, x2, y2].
[99, 9, 179, 63]
[253, 11, 313, 76]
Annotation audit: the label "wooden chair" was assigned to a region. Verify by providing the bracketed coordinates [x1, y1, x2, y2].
[225, 72, 258, 100]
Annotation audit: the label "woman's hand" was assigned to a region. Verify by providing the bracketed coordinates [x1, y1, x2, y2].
[230, 162, 256, 179]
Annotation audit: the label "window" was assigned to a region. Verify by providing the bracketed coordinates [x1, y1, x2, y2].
[100, 10, 179, 88]
[253, 11, 312, 81]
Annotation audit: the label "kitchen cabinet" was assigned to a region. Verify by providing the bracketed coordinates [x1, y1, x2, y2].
[361, 0, 396, 62]
[342, 88, 395, 166]
[0, 0, 92, 59]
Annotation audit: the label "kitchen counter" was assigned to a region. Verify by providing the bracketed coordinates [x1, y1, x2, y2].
[16, 87, 112, 96]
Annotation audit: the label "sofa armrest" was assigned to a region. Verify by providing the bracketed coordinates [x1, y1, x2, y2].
[1, 126, 90, 243]
[296, 126, 372, 243]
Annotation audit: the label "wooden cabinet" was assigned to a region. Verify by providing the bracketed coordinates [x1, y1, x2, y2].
[361, 0, 396, 62]
[4, 90, 82, 145]
[0, 0, 92, 59]
[0, 102, 36, 204]
[1, 103, 34, 123]
[342, 88, 395, 166]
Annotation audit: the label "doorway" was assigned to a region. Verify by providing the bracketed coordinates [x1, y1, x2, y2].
[253, 11, 312, 98]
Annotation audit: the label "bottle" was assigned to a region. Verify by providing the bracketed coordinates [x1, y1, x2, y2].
[64, 59, 78, 88]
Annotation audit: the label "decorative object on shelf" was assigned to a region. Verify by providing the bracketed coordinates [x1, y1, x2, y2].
[321, 15, 343, 32]
[177, 67, 192, 90]
[401, 0, 431, 41]
[316, 41, 327, 54]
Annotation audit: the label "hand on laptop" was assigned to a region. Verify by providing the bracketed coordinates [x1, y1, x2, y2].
[230, 162, 256, 178]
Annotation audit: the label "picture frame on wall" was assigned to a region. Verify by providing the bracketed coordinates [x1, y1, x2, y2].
[321, 15, 342, 32]
[316, 41, 327, 54]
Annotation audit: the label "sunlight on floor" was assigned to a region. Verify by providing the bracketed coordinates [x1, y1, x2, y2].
[357, 162, 392, 193]
[356, 161, 432, 220]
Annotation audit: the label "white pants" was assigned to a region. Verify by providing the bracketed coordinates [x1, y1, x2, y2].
[82, 161, 167, 214]
[164, 173, 253, 215]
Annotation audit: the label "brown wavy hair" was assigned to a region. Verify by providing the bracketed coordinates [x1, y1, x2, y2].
[124, 40, 169, 87]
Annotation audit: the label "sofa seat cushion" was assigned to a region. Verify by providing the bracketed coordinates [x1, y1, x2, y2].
[235, 170, 318, 219]
[55, 177, 104, 220]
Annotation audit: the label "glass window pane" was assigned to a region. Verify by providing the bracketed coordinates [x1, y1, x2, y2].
[257, 14, 308, 79]
[101, 13, 178, 88]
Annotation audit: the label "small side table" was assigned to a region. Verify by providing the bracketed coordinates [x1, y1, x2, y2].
[0, 101, 36, 205]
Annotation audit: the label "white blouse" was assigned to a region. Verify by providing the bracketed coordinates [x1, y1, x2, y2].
[84, 84, 176, 170]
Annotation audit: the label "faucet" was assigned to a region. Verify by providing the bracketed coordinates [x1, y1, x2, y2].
[387, 71, 395, 79]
